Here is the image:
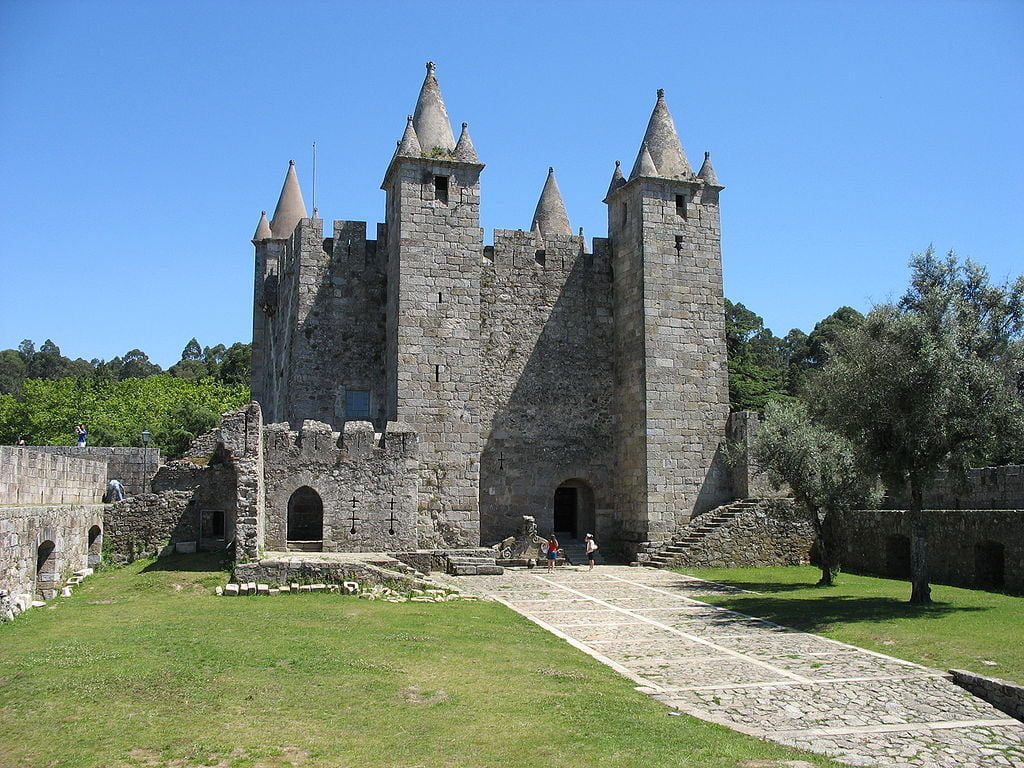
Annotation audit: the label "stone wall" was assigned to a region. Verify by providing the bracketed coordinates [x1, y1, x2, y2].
[832, 508, 1023, 593]
[950, 670, 1024, 722]
[27, 446, 161, 497]
[262, 419, 419, 552]
[885, 465, 1024, 511]
[0, 447, 107, 505]
[479, 230, 615, 544]
[0, 503, 104, 607]
[103, 492, 197, 560]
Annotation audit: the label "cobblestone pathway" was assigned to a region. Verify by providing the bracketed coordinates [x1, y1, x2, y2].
[447, 566, 1024, 767]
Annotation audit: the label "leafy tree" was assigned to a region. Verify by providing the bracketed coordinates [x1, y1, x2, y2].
[813, 249, 1024, 603]
[26, 339, 70, 380]
[120, 349, 162, 379]
[218, 342, 252, 386]
[0, 349, 27, 395]
[751, 400, 881, 586]
[724, 299, 793, 411]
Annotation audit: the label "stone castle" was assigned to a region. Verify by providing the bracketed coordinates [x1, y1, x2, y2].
[249, 63, 732, 560]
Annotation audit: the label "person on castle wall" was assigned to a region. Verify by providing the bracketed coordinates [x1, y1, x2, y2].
[585, 533, 598, 571]
[545, 535, 559, 571]
[106, 478, 125, 503]
[15, 435, 26, 446]
[75, 424, 88, 447]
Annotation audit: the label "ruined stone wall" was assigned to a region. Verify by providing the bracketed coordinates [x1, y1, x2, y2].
[262, 419, 419, 552]
[832, 508, 1024, 593]
[479, 230, 615, 544]
[384, 157, 482, 547]
[103, 491, 197, 560]
[0, 447, 107, 505]
[28, 446, 160, 497]
[725, 411, 793, 500]
[0, 503, 104, 605]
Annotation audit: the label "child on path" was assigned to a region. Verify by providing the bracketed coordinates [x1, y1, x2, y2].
[585, 533, 598, 571]
[545, 535, 559, 571]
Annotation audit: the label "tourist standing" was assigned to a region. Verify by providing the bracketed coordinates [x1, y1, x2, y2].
[585, 533, 598, 571]
[545, 535, 559, 571]
[75, 424, 88, 447]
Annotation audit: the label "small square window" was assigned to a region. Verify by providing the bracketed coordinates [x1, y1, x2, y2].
[434, 175, 449, 204]
[346, 390, 371, 420]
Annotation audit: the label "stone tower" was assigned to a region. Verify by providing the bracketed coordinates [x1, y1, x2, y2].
[381, 63, 485, 547]
[605, 89, 731, 553]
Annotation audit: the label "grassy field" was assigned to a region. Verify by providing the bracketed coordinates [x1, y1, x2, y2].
[0, 554, 844, 768]
[678, 565, 1024, 684]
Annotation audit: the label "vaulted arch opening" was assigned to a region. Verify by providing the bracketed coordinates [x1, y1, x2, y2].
[36, 540, 58, 600]
[87, 525, 102, 567]
[287, 486, 323, 551]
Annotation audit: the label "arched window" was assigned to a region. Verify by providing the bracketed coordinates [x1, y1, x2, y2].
[287, 486, 324, 551]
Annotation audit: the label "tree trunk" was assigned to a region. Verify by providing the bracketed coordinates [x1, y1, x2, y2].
[908, 484, 932, 604]
[809, 506, 836, 586]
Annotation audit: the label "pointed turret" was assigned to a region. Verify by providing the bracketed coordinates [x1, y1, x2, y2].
[606, 160, 626, 198]
[252, 210, 272, 242]
[629, 143, 658, 180]
[412, 61, 456, 156]
[697, 151, 721, 187]
[454, 122, 479, 163]
[530, 167, 572, 238]
[269, 160, 307, 238]
[396, 115, 422, 157]
[637, 89, 692, 179]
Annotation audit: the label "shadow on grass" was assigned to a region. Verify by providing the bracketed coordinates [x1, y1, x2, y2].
[711, 594, 986, 634]
[141, 552, 229, 574]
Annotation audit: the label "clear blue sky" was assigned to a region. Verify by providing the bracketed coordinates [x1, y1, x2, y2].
[1, 0, 1021, 368]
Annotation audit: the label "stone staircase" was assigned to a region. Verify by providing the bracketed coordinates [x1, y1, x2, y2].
[644, 499, 758, 568]
[557, 538, 588, 566]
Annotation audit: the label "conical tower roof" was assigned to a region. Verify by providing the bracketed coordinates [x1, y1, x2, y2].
[606, 160, 626, 197]
[629, 143, 658, 180]
[454, 122, 480, 163]
[253, 210, 272, 242]
[697, 151, 721, 187]
[530, 167, 572, 237]
[270, 161, 307, 238]
[637, 89, 692, 179]
[396, 115, 422, 157]
[412, 61, 456, 155]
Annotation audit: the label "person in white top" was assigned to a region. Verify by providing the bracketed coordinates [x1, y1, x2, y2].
[585, 533, 598, 571]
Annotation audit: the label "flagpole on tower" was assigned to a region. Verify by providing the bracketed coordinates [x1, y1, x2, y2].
[312, 141, 317, 218]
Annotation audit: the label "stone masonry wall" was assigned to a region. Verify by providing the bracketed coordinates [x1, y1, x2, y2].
[0, 447, 107, 505]
[103, 491, 197, 560]
[28, 446, 161, 497]
[263, 419, 419, 552]
[479, 230, 615, 544]
[0, 503, 104, 606]
[832, 508, 1024, 593]
[884, 465, 1024, 511]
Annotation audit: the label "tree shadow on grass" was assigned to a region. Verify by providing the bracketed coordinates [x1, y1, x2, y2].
[141, 552, 229, 574]
[709, 593, 986, 634]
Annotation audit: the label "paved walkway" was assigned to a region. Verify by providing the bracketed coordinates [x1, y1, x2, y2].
[443, 566, 1024, 767]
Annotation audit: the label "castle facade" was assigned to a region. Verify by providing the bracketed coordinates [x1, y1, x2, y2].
[250, 63, 732, 559]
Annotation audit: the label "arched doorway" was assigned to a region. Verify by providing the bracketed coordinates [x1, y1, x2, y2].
[975, 540, 1005, 589]
[552, 479, 596, 540]
[287, 486, 324, 551]
[87, 525, 102, 567]
[36, 540, 58, 600]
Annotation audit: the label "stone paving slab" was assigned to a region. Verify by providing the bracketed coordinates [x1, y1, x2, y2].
[440, 566, 1024, 767]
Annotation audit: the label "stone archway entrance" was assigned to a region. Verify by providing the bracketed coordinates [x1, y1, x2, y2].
[552, 479, 595, 540]
[287, 486, 324, 552]
[87, 525, 102, 567]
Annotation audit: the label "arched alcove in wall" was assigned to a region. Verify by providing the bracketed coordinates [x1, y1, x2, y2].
[36, 540, 58, 600]
[87, 525, 102, 567]
[287, 486, 324, 551]
[552, 479, 596, 540]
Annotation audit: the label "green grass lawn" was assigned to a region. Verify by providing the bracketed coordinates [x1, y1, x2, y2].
[677, 565, 1024, 684]
[0, 555, 844, 768]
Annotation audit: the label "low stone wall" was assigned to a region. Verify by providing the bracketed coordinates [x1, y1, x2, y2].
[234, 557, 429, 590]
[0, 447, 107, 505]
[29, 446, 161, 497]
[0, 503, 104, 609]
[657, 499, 815, 568]
[950, 669, 1024, 722]
[832, 508, 1023, 593]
